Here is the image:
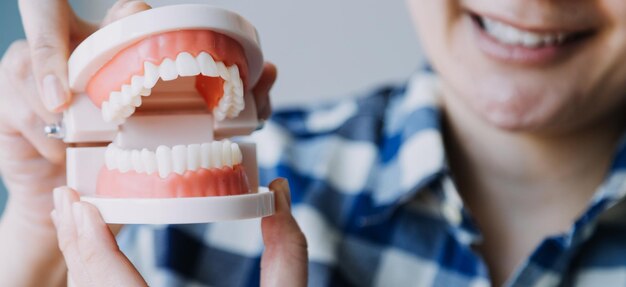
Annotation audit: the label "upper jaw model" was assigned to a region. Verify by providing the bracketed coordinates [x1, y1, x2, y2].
[63, 5, 273, 224]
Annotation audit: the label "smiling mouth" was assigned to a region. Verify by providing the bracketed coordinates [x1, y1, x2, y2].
[469, 13, 596, 49]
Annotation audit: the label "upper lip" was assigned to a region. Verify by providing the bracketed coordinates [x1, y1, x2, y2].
[463, 7, 600, 35]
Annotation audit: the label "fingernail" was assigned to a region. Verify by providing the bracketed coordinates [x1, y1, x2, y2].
[122, 0, 141, 8]
[53, 187, 63, 212]
[279, 179, 292, 208]
[42, 74, 69, 112]
[272, 179, 291, 211]
[72, 203, 84, 232]
[279, 178, 289, 190]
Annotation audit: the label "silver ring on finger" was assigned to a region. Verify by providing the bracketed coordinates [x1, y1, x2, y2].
[44, 122, 65, 139]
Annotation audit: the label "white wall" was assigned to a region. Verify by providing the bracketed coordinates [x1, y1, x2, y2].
[70, 0, 423, 107]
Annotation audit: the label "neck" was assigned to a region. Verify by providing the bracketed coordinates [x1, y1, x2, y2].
[440, 84, 626, 285]
[442, 88, 624, 216]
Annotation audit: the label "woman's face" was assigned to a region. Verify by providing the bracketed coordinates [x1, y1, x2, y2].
[409, 0, 626, 132]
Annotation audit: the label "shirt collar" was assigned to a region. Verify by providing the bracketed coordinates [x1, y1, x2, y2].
[362, 71, 448, 222]
[366, 70, 626, 241]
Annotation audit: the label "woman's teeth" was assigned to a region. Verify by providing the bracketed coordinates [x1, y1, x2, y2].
[480, 17, 568, 48]
[105, 140, 243, 179]
[101, 51, 245, 124]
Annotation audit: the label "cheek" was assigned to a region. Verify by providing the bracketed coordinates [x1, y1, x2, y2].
[409, 0, 464, 62]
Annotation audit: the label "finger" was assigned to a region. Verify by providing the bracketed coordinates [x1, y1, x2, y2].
[102, 0, 152, 27]
[1, 41, 60, 125]
[261, 178, 308, 287]
[0, 59, 66, 165]
[52, 187, 90, 284]
[17, 115, 66, 165]
[253, 62, 277, 121]
[52, 187, 147, 286]
[0, 132, 64, 194]
[18, 0, 73, 112]
[1, 41, 61, 125]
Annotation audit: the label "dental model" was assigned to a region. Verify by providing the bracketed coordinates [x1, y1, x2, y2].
[62, 5, 274, 224]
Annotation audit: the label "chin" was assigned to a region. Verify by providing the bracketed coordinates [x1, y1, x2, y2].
[459, 80, 569, 132]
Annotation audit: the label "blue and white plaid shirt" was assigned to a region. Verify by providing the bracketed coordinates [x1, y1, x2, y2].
[118, 71, 626, 287]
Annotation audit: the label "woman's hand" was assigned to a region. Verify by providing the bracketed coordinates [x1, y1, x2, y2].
[0, 4, 154, 286]
[52, 179, 308, 287]
[17, 0, 149, 112]
[0, 0, 154, 227]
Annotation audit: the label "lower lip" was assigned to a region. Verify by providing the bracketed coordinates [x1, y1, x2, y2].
[471, 17, 575, 65]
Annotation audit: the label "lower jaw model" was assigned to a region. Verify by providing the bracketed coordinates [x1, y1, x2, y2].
[100, 140, 250, 198]
[87, 29, 252, 199]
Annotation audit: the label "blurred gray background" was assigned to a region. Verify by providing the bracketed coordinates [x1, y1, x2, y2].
[0, 0, 422, 213]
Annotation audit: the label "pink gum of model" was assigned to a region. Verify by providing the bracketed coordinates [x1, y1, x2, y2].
[97, 164, 250, 198]
[87, 30, 249, 109]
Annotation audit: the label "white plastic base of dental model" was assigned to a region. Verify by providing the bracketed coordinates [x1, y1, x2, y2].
[81, 188, 274, 224]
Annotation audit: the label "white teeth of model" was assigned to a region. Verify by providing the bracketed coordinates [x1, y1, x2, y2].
[176, 52, 200, 77]
[482, 17, 567, 47]
[187, 144, 200, 170]
[140, 88, 151, 96]
[143, 62, 160, 89]
[117, 150, 132, 173]
[233, 90, 244, 105]
[121, 105, 135, 118]
[213, 108, 226, 121]
[229, 66, 243, 89]
[211, 142, 223, 168]
[159, 58, 178, 81]
[228, 97, 244, 118]
[107, 92, 123, 120]
[213, 85, 232, 121]
[131, 150, 145, 173]
[211, 67, 245, 120]
[218, 90, 232, 110]
[109, 92, 122, 109]
[105, 141, 242, 175]
[231, 143, 242, 164]
[172, 145, 188, 175]
[131, 76, 144, 95]
[105, 143, 117, 169]
[101, 53, 246, 123]
[201, 143, 212, 168]
[131, 94, 142, 107]
[216, 62, 230, 80]
[222, 140, 233, 167]
[197, 52, 218, 77]
[141, 149, 157, 174]
[124, 87, 141, 107]
[120, 88, 134, 106]
[156, 146, 172, 178]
